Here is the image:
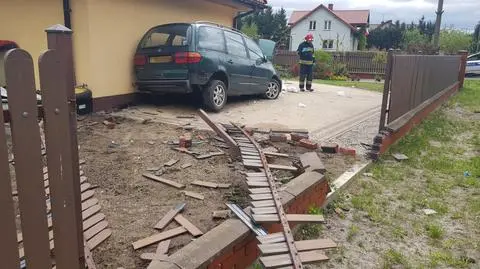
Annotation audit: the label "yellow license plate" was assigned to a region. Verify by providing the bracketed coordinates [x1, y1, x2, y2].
[149, 56, 172, 63]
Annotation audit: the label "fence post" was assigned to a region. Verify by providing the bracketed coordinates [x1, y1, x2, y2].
[457, 50, 468, 89]
[45, 24, 85, 267]
[378, 49, 394, 131]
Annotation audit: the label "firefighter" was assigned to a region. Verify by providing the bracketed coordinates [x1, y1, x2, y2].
[297, 33, 315, 92]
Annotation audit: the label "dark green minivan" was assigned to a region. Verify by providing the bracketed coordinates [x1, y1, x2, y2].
[134, 22, 282, 111]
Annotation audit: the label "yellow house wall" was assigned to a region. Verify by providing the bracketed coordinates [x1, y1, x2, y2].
[0, 0, 64, 88]
[74, 0, 240, 98]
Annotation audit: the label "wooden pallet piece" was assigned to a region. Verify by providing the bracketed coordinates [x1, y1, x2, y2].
[154, 203, 185, 230]
[268, 164, 298, 171]
[251, 207, 277, 215]
[246, 176, 267, 181]
[87, 229, 112, 250]
[241, 151, 260, 156]
[217, 183, 231, 189]
[253, 214, 325, 223]
[174, 214, 203, 237]
[82, 205, 101, 220]
[191, 180, 218, 189]
[260, 250, 328, 267]
[247, 172, 268, 177]
[244, 162, 263, 168]
[83, 213, 106, 231]
[140, 253, 169, 261]
[164, 159, 179, 167]
[198, 109, 238, 156]
[251, 200, 275, 208]
[156, 239, 171, 254]
[259, 239, 337, 255]
[183, 191, 204, 200]
[247, 181, 270, 187]
[81, 190, 95, 202]
[132, 227, 187, 250]
[257, 233, 286, 244]
[143, 173, 185, 189]
[249, 188, 272, 194]
[84, 221, 109, 241]
[264, 152, 290, 158]
[250, 193, 273, 201]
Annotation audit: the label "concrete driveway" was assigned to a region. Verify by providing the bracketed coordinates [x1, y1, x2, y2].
[113, 81, 382, 143]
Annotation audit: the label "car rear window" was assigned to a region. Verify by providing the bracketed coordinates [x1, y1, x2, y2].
[197, 26, 225, 52]
[140, 24, 190, 48]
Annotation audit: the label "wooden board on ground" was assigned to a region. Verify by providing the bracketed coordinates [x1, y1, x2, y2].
[217, 183, 231, 189]
[268, 164, 298, 172]
[164, 159, 179, 167]
[154, 203, 185, 230]
[250, 193, 274, 201]
[260, 250, 328, 267]
[198, 109, 238, 155]
[87, 229, 112, 250]
[244, 162, 263, 168]
[249, 188, 271, 194]
[247, 181, 269, 187]
[183, 191, 204, 200]
[82, 205, 101, 220]
[246, 176, 267, 181]
[264, 152, 290, 158]
[251, 207, 277, 215]
[132, 227, 187, 250]
[191, 180, 218, 189]
[257, 232, 286, 244]
[174, 214, 203, 237]
[140, 253, 168, 261]
[143, 173, 185, 189]
[83, 214, 106, 231]
[259, 239, 337, 255]
[81, 190, 95, 202]
[253, 214, 325, 224]
[84, 221, 109, 241]
[241, 152, 260, 156]
[156, 239, 171, 254]
[251, 200, 275, 208]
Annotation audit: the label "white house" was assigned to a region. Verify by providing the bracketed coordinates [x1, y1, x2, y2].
[288, 4, 370, 52]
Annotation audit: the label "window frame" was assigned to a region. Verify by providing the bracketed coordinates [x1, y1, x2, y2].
[223, 30, 249, 58]
[245, 37, 265, 61]
[196, 26, 227, 52]
[324, 20, 332, 30]
[309, 20, 317, 30]
[322, 39, 334, 49]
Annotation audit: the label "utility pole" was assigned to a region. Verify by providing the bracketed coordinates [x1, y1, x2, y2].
[433, 0, 444, 49]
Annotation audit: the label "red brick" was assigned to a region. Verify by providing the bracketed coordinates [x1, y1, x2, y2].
[179, 133, 192, 148]
[321, 143, 339, 153]
[299, 139, 318, 150]
[270, 133, 287, 142]
[339, 147, 356, 157]
[291, 132, 309, 141]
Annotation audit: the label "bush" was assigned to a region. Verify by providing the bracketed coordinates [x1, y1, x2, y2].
[314, 50, 333, 64]
[330, 75, 349, 81]
[313, 62, 333, 79]
[332, 63, 348, 76]
[372, 52, 388, 64]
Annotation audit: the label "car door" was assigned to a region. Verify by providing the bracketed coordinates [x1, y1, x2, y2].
[466, 53, 480, 75]
[223, 30, 255, 95]
[245, 38, 271, 93]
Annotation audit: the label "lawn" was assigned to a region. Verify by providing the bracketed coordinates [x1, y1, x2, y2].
[313, 79, 384, 92]
[309, 80, 480, 268]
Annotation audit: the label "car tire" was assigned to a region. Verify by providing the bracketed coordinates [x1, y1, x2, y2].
[202, 80, 227, 112]
[264, 79, 281, 100]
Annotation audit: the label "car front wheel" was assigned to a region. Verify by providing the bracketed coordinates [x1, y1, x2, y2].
[264, 79, 281, 100]
[203, 80, 227, 112]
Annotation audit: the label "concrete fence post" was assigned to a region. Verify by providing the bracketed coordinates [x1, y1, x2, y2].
[457, 50, 468, 89]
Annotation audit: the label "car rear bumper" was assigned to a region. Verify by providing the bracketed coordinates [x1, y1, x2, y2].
[136, 79, 192, 93]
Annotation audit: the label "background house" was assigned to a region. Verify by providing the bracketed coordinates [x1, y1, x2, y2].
[288, 4, 369, 52]
[0, 0, 266, 110]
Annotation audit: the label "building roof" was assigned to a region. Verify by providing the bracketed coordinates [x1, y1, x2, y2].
[288, 5, 369, 27]
[233, 0, 267, 8]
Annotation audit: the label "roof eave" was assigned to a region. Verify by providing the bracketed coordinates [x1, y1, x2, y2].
[233, 0, 267, 9]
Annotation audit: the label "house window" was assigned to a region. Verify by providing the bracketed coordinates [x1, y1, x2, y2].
[322, 40, 334, 49]
[309, 21, 316, 30]
[324, 20, 332, 30]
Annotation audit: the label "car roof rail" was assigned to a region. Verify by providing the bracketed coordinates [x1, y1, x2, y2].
[194, 21, 243, 34]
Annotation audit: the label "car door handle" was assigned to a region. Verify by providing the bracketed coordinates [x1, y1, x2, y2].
[227, 60, 233, 64]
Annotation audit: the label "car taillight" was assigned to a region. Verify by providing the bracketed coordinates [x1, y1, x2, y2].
[174, 52, 202, 64]
[134, 54, 147, 66]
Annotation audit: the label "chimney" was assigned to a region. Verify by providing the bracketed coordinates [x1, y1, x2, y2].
[328, 3, 334, 10]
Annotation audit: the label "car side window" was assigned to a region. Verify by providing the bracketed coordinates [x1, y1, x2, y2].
[224, 31, 248, 58]
[245, 38, 264, 60]
[197, 26, 225, 51]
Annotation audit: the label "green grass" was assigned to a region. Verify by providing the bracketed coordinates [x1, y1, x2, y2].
[383, 249, 410, 269]
[425, 223, 444, 239]
[455, 80, 480, 112]
[313, 79, 384, 92]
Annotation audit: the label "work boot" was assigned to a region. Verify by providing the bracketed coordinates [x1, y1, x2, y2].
[307, 88, 314, 92]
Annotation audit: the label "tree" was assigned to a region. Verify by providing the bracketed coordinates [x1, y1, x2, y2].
[440, 30, 472, 54]
[358, 33, 367, 50]
[241, 22, 259, 39]
[272, 8, 289, 48]
[240, 6, 290, 48]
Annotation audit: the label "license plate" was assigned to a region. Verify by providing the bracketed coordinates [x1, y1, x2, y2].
[149, 56, 172, 63]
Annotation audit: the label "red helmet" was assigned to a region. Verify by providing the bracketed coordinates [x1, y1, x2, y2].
[305, 33, 314, 41]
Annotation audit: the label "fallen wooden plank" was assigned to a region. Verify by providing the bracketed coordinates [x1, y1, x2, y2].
[246, 176, 267, 181]
[154, 203, 186, 230]
[81, 190, 95, 202]
[143, 173, 186, 189]
[83, 213, 106, 231]
[191, 180, 218, 189]
[183, 191, 204, 200]
[250, 193, 273, 201]
[247, 181, 270, 187]
[217, 183, 231, 189]
[82, 205, 101, 220]
[251, 207, 277, 215]
[198, 109, 238, 155]
[174, 214, 203, 237]
[264, 152, 290, 158]
[244, 162, 263, 168]
[252, 214, 280, 223]
[132, 227, 187, 250]
[286, 214, 325, 223]
[270, 128, 309, 134]
[140, 253, 169, 261]
[257, 232, 286, 244]
[181, 163, 192, 169]
[268, 164, 298, 171]
[164, 159, 179, 167]
[84, 221, 109, 241]
[251, 200, 275, 208]
[249, 188, 272, 194]
[87, 229, 112, 250]
[241, 151, 260, 156]
[259, 239, 337, 255]
[247, 172, 267, 176]
[260, 250, 328, 267]
[156, 239, 171, 254]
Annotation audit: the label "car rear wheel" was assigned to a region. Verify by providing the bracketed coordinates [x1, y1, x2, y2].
[203, 80, 227, 112]
[264, 79, 280, 100]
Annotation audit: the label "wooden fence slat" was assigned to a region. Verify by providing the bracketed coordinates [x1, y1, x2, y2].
[39, 49, 83, 269]
[0, 74, 20, 269]
[5, 48, 52, 269]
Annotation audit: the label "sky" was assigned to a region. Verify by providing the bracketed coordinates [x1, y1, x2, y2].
[268, 0, 479, 31]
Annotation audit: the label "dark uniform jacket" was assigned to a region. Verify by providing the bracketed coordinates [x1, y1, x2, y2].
[297, 41, 315, 65]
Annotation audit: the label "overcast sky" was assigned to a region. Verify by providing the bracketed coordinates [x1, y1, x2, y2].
[269, 0, 479, 31]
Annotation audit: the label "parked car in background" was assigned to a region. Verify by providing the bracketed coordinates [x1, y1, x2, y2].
[466, 52, 480, 76]
[134, 22, 281, 111]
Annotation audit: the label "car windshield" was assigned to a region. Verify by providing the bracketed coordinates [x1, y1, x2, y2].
[140, 24, 190, 48]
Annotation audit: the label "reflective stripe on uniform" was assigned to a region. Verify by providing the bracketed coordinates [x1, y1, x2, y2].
[298, 60, 314, 65]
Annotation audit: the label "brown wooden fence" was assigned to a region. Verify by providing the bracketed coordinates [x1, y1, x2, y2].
[273, 50, 387, 75]
[0, 26, 85, 269]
